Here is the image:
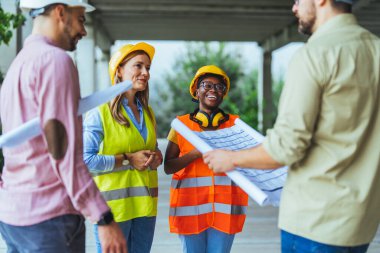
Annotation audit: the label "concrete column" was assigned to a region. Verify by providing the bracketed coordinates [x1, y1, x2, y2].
[93, 21, 112, 90]
[74, 22, 112, 96]
[257, 48, 274, 133]
[76, 25, 96, 97]
[95, 47, 111, 90]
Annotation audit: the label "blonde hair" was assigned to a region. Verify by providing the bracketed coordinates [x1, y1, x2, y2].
[109, 50, 154, 127]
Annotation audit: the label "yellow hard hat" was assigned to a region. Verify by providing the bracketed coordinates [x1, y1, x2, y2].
[109, 42, 155, 85]
[189, 65, 230, 99]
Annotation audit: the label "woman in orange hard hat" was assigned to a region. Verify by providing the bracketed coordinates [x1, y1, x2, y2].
[83, 42, 162, 253]
[164, 65, 249, 253]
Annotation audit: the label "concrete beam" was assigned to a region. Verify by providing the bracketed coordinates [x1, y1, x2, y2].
[87, 14, 113, 52]
[259, 0, 375, 53]
[353, 0, 373, 11]
[258, 21, 306, 53]
[93, 4, 291, 15]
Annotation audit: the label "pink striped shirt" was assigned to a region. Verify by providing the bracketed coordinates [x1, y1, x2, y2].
[0, 34, 109, 226]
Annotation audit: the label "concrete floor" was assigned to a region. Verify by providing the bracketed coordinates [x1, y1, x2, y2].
[1, 139, 380, 252]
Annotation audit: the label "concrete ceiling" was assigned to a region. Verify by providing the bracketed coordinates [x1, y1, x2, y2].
[88, 0, 380, 51]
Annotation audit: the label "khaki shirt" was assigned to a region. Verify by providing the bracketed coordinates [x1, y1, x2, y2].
[263, 14, 380, 246]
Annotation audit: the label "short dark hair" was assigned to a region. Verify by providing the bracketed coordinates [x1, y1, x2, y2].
[332, 1, 352, 13]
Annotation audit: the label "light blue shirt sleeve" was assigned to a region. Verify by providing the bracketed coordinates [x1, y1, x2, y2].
[83, 108, 115, 173]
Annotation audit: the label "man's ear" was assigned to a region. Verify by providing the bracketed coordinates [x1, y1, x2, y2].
[316, 0, 327, 7]
[54, 4, 67, 21]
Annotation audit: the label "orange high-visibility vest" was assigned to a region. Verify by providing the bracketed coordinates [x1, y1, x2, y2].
[169, 114, 248, 235]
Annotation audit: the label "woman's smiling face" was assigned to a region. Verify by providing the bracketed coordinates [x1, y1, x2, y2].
[196, 76, 226, 112]
[118, 53, 151, 91]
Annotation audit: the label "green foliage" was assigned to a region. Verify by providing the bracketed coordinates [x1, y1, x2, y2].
[151, 42, 261, 137]
[272, 76, 285, 123]
[225, 69, 259, 129]
[0, 6, 25, 174]
[0, 6, 25, 46]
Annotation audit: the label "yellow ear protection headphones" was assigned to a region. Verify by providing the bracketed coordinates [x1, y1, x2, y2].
[190, 108, 229, 128]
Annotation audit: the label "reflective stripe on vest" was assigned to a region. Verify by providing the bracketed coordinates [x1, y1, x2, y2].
[101, 186, 158, 201]
[96, 104, 158, 222]
[171, 176, 234, 189]
[169, 114, 248, 235]
[91, 164, 133, 177]
[170, 203, 246, 217]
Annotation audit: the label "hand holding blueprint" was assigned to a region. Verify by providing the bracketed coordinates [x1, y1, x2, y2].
[171, 118, 287, 206]
[0, 81, 132, 148]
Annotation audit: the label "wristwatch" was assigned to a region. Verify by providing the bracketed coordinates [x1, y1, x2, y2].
[96, 211, 114, 226]
[122, 153, 130, 166]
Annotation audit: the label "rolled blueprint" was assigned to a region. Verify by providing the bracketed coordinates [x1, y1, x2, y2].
[0, 80, 132, 148]
[171, 118, 270, 206]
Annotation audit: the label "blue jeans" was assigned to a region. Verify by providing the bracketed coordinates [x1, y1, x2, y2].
[0, 214, 85, 253]
[94, 216, 156, 253]
[179, 228, 235, 253]
[281, 230, 370, 253]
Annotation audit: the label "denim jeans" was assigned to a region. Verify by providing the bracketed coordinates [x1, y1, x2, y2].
[94, 216, 156, 253]
[0, 214, 85, 253]
[178, 227, 235, 253]
[281, 230, 370, 253]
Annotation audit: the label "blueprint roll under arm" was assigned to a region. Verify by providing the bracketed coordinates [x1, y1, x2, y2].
[0, 81, 132, 148]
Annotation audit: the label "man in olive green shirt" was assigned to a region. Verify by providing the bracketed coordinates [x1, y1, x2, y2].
[204, 0, 380, 252]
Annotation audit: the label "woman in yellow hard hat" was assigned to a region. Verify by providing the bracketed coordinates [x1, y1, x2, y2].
[83, 42, 162, 253]
[164, 65, 249, 253]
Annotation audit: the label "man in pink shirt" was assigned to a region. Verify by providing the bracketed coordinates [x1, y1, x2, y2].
[0, 1, 127, 252]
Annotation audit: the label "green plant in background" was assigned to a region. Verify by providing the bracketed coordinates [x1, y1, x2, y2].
[151, 42, 244, 137]
[272, 76, 285, 124]
[151, 42, 285, 138]
[0, 5, 25, 173]
[0, 6, 25, 46]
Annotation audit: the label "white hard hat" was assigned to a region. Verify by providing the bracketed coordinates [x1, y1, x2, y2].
[19, 0, 95, 13]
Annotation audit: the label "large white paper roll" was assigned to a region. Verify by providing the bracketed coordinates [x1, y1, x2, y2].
[0, 81, 132, 148]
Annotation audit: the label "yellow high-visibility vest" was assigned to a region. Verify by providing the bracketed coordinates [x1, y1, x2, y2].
[93, 103, 158, 222]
